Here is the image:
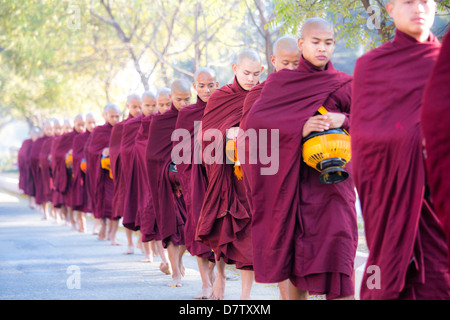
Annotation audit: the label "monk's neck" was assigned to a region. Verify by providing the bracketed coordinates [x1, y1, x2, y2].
[395, 29, 432, 44]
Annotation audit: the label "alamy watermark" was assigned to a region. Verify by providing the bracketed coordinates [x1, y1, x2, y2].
[66, 265, 81, 289]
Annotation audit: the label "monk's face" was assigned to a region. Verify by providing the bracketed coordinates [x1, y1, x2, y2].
[43, 124, 53, 137]
[157, 95, 172, 114]
[194, 72, 218, 103]
[271, 48, 302, 72]
[74, 118, 85, 133]
[54, 124, 62, 136]
[63, 123, 73, 133]
[298, 27, 335, 70]
[86, 117, 96, 132]
[127, 98, 142, 118]
[386, 0, 436, 41]
[107, 109, 121, 126]
[233, 58, 263, 91]
[142, 96, 157, 116]
[171, 91, 191, 111]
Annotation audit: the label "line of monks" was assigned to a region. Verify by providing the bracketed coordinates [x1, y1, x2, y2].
[17, 2, 450, 300]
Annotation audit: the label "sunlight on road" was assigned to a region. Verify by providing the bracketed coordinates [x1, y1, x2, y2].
[0, 191, 19, 203]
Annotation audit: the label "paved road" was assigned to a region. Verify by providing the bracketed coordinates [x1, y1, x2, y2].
[0, 189, 281, 300]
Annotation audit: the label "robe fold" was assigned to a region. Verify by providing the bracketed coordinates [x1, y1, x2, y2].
[421, 30, 450, 273]
[174, 97, 215, 262]
[120, 115, 142, 230]
[109, 117, 129, 220]
[53, 129, 78, 207]
[147, 104, 186, 248]
[196, 77, 253, 270]
[50, 136, 65, 208]
[38, 136, 54, 202]
[71, 131, 91, 212]
[83, 132, 94, 213]
[352, 30, 449, 300]
[29, 136, 46, 205]
[18, 139, 34, 196]
[87, 123, 114, 219]
[242, 57, 357, 298]
[135, 114, 160, 242]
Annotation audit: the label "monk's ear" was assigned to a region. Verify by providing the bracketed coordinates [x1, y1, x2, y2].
[298, 38, 304, 52]
[232, 63, 238, 75]
[270, 55, 276, 68]
[215, 81, 219, 88]
[260, 66, 264, 72]
[386, 2, 394, 18]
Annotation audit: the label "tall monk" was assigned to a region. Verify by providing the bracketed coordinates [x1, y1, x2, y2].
[147, 79, 191, 287]
[121, 94, 145, 253]
[50, 120, 65, 223]
[352, 0, 449, 299]
[172, 67, 218, 299]
[109, 94, 142, 250]
[137, 90, 171, 272]
[421, 30, 450, 273]
[239, 36, 301, 300]
[72, 114, 96, 233]
[196, 49, 263, 300]
[18, 127, 40, 208]
[87, 104, 121, 241]
[33, 121, 54, 219]
[242, 18, 358, 300]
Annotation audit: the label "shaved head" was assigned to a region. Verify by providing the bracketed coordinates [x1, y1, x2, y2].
[273, 36, 300, 56]
[156, 87, 172, 114]
[301, 17, 334, 39]
[233, 49, 264, 91]
[236, 49, 262, 66]
[194, 67, 216, 81]
[171, 79, 191, 94]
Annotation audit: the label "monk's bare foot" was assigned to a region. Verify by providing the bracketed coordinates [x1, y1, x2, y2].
[211, 274, 226, 300]
[194, 287, 213, 299]
[168, 277, 182, 287]
[123, 245, 134, 254]
[160, 262, 172, 275]
[110, 241, 121, 246]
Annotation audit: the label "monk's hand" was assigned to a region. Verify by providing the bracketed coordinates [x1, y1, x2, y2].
[323, 112, 345, 129]
[102, 147, 109, 157]
[302, 115, 330, 137]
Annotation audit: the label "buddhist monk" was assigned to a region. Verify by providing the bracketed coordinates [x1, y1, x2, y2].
[109, 94, 142, 250]
[120, 94, 145, 254]
[352, 0, 450, 299]
[50, 120, 66, 223]
[87, 104, 121, 241]
[172, 67, 218, 299]
[137, 89, 171, 273]
[18, 127, 39, 208]
[196, 49, 263, 300]
[35, 121, 54, 219]
[242, 18, 358, 300]
[71, 114, 96, 233]
[238, 36, 301, 300]
[421, 30, 450, 273]
[147, 79, 191, 287]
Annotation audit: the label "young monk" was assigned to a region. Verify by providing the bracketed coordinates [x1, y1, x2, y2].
[242, 18, 358, 300]
[50, 120, 66, 223]
[352, 0, 450, 299]
[421, 30, 450, 273]
[147, 80, 191, 287]
[18, 128, 39, 208]
[172, 67, 218, 299]
[137, 89, 171, 272]
[238, 36, 301, 300]
[196, 49, 264, 300]
[71, 114, 96, 233]
[87, 104, 121, 241]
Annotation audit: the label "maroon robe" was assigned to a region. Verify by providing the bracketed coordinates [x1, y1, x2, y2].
[83, 132, 94, 213]
[196, 77, 253, 270]
[53, 129, 78, 207]
[421, 31, 450, 273]
[87, 123, 114, 219]
[38, 136, 54, 202]
[242, 57, 357, 298]
[50, 136, 64, 208]
[29, 136, 46, 205]
[120, 115, 142, 230]
[135, 114, 159, 242]
[18, 139, 35, 196]
[109, 117, 130, 220]
[174, 97, 215, 262]
[352, 30, 449, 299]
[71, 131, 91, 212]
[146, 104, 186, 248]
